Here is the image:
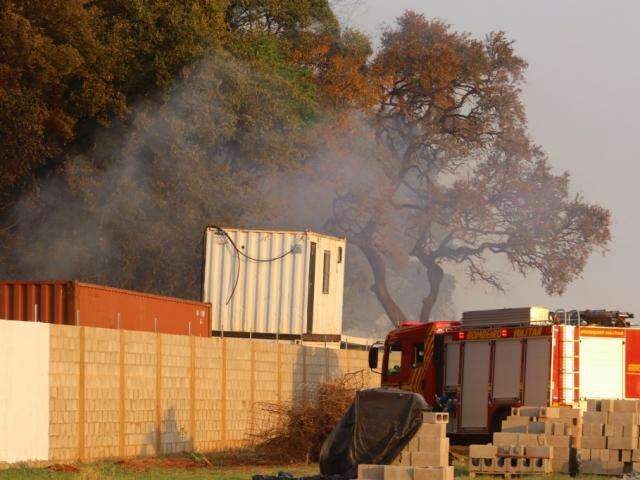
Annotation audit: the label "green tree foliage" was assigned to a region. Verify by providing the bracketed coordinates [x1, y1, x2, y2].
[0, 0, 123, 207]
[92, 0, 228, 98]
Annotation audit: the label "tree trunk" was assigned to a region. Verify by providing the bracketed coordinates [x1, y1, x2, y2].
[356, 240, 408, 327]
[418, 258, 444, 322]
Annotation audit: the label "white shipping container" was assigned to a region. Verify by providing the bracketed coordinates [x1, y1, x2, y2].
[202, 227, 346, 337]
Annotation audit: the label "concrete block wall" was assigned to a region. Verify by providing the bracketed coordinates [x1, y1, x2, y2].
[0, 319, 378, 463]
[123, 330, 157, 457]
[49, 325, 80, 462]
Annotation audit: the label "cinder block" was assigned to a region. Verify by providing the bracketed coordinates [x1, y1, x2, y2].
[506, 457, 520, 473]
[614, 399, 640, 413]
[580, 460, 607, 475]
[551, 457, 569, 473]
[600, 399, 616, 412]
[409, 442, 448, 468]
[383, 466, 413, 480]
[608, 436, 636, 450]
[586, 399, 600, 412]
[359, 465, 385, 480]
[504, 415, 530, 427]
[577, 449, 591, 461]
[546, 435, 570, 448]
[492, 432, 518, 446]
[624, 424, 639, 438]
[469, 445, 498, 459]
[514, 406, 540, 417]
[531, 458, 552, 473]
[583, 411, 608, 424]
[525, 445, 553, 459]
[469, 457, 482, 472]
[558, 406, 581, 419]
[517, 433, 546, 446]
[539, 407, 560, 419]
[417, 436, 448, 452]
[405, 435, 420, 453]
[553, 447, 570, 460]
[418, 423, 447, 438]
[609, 411, 638, 425]
[412, 466, 453, 480]
[493, 457, 507, 473]
[422, 412, 448, 424]
[519, 457, 534, 473]
[527, 421, 551, 434]
[582, 422, 604, 436]
[509, 445, 525, 456]
[581, 435, 607, 449]
[604, 423, 622, 437]
[500, 424, 529, 433]
[591, 449, 609, 461]
[551, 422, 567, 436]
[605, 460, 624, 475]
[480, 457, 495, 473]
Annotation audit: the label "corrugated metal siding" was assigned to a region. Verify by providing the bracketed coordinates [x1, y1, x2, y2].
[202, 228, 346, 336]
[0, 281, 211, 337]
[0, 282, 69, 324]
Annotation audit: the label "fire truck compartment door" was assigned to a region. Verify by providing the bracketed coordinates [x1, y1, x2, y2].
[493, 340, 522, 400]
[445, 343, 460, 388]
[579, 336, 625, 399]
[524, 338, 551, 406]
[461, 342, 491, 429]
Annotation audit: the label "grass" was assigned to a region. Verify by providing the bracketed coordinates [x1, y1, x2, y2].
[0, 462, 318, 480]
[0, 459, 617, 480]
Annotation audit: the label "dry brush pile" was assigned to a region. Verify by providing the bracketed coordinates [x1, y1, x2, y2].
[255, 371, 365, 463]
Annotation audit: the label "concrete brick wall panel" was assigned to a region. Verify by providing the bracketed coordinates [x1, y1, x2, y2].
[4, 324, 376, 463]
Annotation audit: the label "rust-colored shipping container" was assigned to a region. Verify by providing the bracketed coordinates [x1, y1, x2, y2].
[0, 281, 211, 337]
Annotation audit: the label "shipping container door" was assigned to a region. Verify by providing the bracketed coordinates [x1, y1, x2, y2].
[444, 343, 460, 388]
[493, 339, 522, 400]
[460, 341, 491, 429]
[523, 338, 551, 406]
[579, 337, 625, 399]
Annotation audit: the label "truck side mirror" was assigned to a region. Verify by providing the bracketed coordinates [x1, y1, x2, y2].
[368, 345, 379, 369]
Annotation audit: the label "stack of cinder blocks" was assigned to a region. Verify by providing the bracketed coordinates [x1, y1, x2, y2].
[469, 405, 582, 476]
[501, 405, 582, 473]
[579, 399, 640, 475]
[469, 442, 552, 477]
[358, 411, 452, 480]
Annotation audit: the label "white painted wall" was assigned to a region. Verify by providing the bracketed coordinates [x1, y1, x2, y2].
[0, 320, 50, 462]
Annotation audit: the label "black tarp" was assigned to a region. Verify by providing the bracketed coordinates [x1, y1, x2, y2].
[319, 388, 430, 477]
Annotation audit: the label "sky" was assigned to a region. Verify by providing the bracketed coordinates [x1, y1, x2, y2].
[334, 1, 640, 317]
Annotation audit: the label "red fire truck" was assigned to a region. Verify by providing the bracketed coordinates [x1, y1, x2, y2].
[368, 309, 639, 436]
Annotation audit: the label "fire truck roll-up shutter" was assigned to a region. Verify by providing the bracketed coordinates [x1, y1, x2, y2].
[445, 343, 460, 388]
[579, 336, 625, 399]
[523, 338, 551, 406]
[461, 342, 491, 429]
[493, 340, 522, 400]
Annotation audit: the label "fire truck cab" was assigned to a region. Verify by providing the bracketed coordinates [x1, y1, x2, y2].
[369, 309, 638, 438]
